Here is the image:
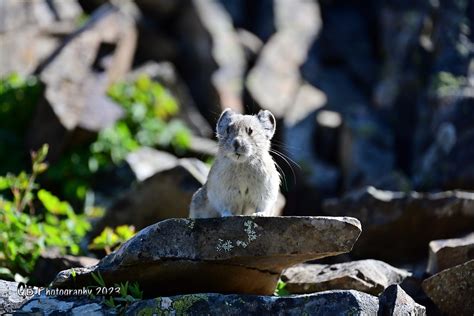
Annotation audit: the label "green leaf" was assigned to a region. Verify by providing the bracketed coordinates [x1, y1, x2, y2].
[0, 176, 10, 190]
[37, 189, 73, 215]
[91, 271, 106, 287]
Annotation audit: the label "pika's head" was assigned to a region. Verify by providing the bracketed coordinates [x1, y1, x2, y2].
[216, 108, 276, 163]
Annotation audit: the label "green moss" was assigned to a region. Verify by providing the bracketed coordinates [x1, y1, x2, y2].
[170, 294, 208, 316]
[137, 307, 158, 316]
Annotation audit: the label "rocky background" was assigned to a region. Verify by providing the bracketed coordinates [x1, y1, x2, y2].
[1, 0, 474, 315]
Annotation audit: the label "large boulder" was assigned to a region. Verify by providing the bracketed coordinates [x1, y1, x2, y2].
[324, 187, 474, 261]
[427, 232, 474, 274]
[246, 0, 322, 118]
[0, 0, 82, 76]
[27, 4, 137, 161]
[422, 259, 474, 315]
[282, 259, 411, 295]
[53, 216, 361, 296]
[173, 0, 246, 123]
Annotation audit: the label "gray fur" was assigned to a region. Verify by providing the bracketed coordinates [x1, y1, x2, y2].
[189, 109, 280, 218]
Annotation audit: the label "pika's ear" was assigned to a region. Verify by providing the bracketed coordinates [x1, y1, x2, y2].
[257, 110, 276, 139]
[216, 108, 234, 135]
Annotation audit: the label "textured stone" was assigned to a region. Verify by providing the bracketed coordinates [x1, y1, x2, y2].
[324, 188, 474, 260]
[246, 0, 321, 118]
[427, 232, 474, 274]
[378, 285, 426, 316]
[0, 280, 31, 315]
[0, 0, 82, 76]
[175, 0, 246, 123]
[282, 260, 411, 295]
[27, 4, 136, 161]
[422, 259, 474, 315]
[53, 216, 361, 296]
[18, 290, 379, 315]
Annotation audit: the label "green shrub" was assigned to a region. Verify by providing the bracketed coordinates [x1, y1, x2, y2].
[46, 74, 191, 202]
[89, 225, 136, 255]
[0, 145, 91, 280]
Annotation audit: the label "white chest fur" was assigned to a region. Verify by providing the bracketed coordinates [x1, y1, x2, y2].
[207, 154, 278, 215]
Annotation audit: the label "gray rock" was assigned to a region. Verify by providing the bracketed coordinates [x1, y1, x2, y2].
[324, 187, 474, 260]
[0, 0, 82, 76]
[27, 4, 137, 161]
[175, 0, 246, 123]
[246, 0, 321, 118]
[54, 216, 361, 296]
[378, 285, 426, 316]
[87, 149, 208, 241]
[339, 108, 395, 190]
[0, 280, 32, 314]
[427, 232, 474, 274]
[282, 260, 411, 295]
[422, 259, 474, 316]
[17, 290, 380, 315]
[127, 291, 380, 315]
[31, 249, 99, 287]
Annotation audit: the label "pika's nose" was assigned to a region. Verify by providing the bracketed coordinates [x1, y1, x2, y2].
[233, 138, 242, 150]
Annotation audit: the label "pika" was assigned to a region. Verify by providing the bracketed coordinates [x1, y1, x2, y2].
[189, 108, 280, 218]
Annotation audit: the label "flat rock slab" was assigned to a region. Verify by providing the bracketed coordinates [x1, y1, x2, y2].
[18, 290, 380, 315]
[282, 259, 411, 295]
[422, 259, 474, 315]
[324, 188, 474, 260]
[17, 289, 426, 315]
[52, 216, 361, 296]
[427, 232, 474, 274]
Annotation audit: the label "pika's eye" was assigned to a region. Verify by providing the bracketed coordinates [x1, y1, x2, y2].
[247, 127, 253, 135]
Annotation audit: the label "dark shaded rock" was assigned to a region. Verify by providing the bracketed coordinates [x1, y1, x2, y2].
[27, 4, 136, 161]
[422, 259, 474, 316]
[219, 0, 275, 42]
[31, 249, 99, 286]
[282, 260, 411, 296]
[0, 280, 31, 315]
[87, 148, 208, 241]
[427, 232, 474, 274]
[339, 108, 395, 190]
[53, 216, 361, 296]
[324, 187, 474, 261]
[318, 2, 378, 90]
[0, 0, 82, 76]
[246, 0, 322, 118]
[174, 0, 246, 123]
[378, 284, 426, 316]
[127, 61, 213, 137]
[415, 123, 474, 191]
[18, 290, 380, 315]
